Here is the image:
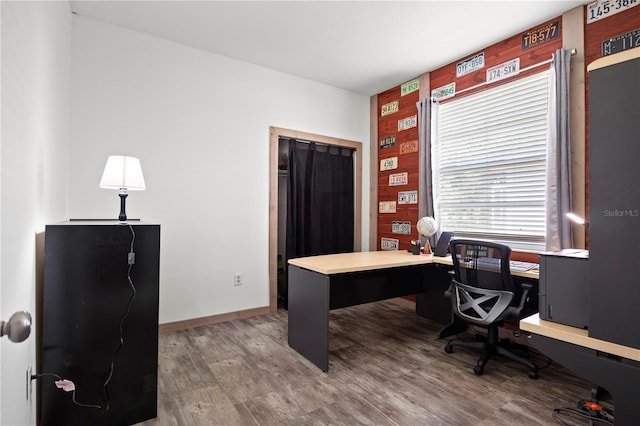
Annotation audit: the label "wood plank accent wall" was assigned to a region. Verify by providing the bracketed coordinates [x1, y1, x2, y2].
[376, 83, 420, 250]
[583, 5, 640, 227]
[430, 17, 563, 102]
[374, 5, 640, 260]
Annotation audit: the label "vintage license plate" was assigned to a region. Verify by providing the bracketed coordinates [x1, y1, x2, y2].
[521, 21, 559, 50]
[399, 140, 418, 155]
[401, 78, 420, 96]
[398, 190, 418, 204]
[389, 172, 408, 186]
[602, 28, 640, 56]
[380, 156, 398, 171]
[392, 221, 412, 234]
[381, 237, 399, 250]
[379, 201, 397, 213]
[486, 58, 520, 83]
[381, 100, 399, 116]
[379, 135, 396, 149]
[456, 53, 485, 77]
[587, 0, 639, 24]
[431, 82, 456, 100]
[398, 115, 417, 132]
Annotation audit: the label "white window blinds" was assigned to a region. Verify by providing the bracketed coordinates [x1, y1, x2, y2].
[434, 70, 550, 248]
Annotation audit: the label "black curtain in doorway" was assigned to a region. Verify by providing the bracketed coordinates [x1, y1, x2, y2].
[286, 139, 355, 263]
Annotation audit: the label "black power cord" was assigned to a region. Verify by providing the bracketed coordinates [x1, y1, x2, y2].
[552, 400, 614, 426]
[100, 223, 137, 412]
[33, 224, 138, 413]
[31, 373, 102, 409]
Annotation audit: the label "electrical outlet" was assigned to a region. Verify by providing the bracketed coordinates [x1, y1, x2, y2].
[233, 273, 242, 286]
[26, 366, 32, 401]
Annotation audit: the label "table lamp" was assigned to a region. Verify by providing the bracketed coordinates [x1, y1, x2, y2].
[99, 155, 146, 221]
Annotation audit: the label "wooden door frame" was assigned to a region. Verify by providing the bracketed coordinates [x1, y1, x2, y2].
[268, 126, 362, 313]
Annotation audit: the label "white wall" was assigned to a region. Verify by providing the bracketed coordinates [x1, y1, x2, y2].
[70, 16, 370, 324]
[1, 1, 71, 424]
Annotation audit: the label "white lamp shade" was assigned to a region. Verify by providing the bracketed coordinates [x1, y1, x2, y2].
[99, 155, 146, 191]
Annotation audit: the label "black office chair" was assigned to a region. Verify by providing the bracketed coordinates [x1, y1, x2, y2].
[444, 239, 538, 379]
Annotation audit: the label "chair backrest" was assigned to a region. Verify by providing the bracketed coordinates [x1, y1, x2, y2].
[449, 239, 515, 326]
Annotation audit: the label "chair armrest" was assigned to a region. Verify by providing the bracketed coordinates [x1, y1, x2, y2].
[516, 282, 534, 311]
[443, 270, 455, 298]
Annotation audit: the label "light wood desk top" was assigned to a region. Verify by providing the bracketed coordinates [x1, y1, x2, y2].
[521, 314, 640, 362]
[288, 250, 539, 279]
[288, 251, 451, 275]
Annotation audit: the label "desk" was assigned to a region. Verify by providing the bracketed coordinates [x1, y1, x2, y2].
[521, 314, 640, 425]
[288, 251, 538, 371]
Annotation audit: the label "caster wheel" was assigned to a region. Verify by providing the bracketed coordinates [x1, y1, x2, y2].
[444, 344, 453, 354]
[473, 365, 484, 376]
[528, 370, 538, 379]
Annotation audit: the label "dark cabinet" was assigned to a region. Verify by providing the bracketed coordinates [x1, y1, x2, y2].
[588, 49, 640, 349]
[40, 222, 160, 425]
[538, 250, 588, 329]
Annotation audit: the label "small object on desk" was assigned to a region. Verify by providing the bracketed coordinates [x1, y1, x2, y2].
[410, 240, 421, 255]
[416, 216, 437, 254]
[433, 231, 454, 257]
[509, 260, 539, 272]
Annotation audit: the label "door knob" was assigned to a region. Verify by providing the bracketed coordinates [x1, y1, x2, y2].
[0, 311, 32, 343]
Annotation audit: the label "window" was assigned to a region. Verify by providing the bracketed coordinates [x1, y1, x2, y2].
[433, 71, 550, 251]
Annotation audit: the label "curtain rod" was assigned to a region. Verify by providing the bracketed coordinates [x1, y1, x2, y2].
[284, 137, 355, 152]
[286, 137, 331, 147]
[454, 48, 577, 97]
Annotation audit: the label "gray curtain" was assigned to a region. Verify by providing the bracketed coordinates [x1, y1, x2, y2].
[416, 97, 439, 247]
[545, 48, 573, 251]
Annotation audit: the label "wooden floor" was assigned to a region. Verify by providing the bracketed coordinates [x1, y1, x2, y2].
[141, 299, 593, 426]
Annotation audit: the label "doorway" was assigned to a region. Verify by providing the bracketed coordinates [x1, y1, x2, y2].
[268, 127, 362, 312]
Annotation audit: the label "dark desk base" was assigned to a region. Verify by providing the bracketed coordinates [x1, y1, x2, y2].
[531, 334, 640, 425]
[288, 263, 448, 371]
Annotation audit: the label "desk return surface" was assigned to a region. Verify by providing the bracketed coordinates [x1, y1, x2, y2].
[521, 314, 640, 362]
[522, 314, 640, 425]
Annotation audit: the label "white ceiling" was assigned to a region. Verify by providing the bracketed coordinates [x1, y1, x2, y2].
[70, 0, 588, 95]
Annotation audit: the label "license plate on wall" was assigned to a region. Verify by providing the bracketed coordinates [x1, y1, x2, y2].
[398, 190, 418, 204]
[456, 52, 485, 77]
[379, 201, 397, 213]
[389, 172, 408, 186]
[602, 28, 640, 56]
[398, 115, 417, 131]
[401, 78, 419, 96]
[379, 135, 396, 149]
[399, 140, 418, 155]
[380, 156, 398, 171]
[486, 58, 520, 83]
[392, 221, 412, 234]
[381, 100, 399, 116]
[381, 237, 399, 250]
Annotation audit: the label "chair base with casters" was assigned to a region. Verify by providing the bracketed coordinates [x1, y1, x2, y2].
[444, 322, 538, 379]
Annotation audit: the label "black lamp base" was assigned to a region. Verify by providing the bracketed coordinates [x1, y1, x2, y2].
[119, 193, 128, 221]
